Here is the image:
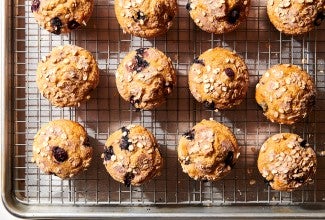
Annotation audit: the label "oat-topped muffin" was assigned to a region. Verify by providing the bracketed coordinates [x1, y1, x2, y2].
[186, 0, 250, 34]
[36, 45, 99, 107]
[267, 0, 324, 35]
[31, 0, 94, 34]
[257, 133, 317, 191]
[188, 47, 249, 110]
[116, 47, 176, 110]
[102, 125, 163, 186]
[178, 119, 240, 181]
[114, 0, 177, 38]
[32, 119, 93, 179]
[255, 64, 316, 125]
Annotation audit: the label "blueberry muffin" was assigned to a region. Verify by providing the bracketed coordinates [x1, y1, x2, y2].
[255, 64, 316, 125]
[257, 133, 317, 191]
[178, 119, 240, 181]
[102, 125, 163, 186]
[36, 45, 99, 107]
[31, 0, 94, 34]
[188, 47, 249, 110]
[267, 0, 324, 35]
[186, 0, 250, 34]
[32, 119, 93, 179]
[116, 47, 176, 110]
[114, 0, 177, 38]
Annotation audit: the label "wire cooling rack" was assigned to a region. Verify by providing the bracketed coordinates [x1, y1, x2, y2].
[11, 0, 325, 207]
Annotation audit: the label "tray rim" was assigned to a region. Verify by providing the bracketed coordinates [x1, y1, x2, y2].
[1, 0, 325, 218]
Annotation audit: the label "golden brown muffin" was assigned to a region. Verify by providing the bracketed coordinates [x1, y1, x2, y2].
[114, 0, 177, 38]
[257, 133, 317, 191]
[31, 0, 94, 34]
[188, 47, 249, 110]
[102, 125, 163, 186]
[255, 64, 316, 125]
[186, 0, 250, 34]
[36, 45, 99, 107]
[115, 47, 176, 110]
[267, 0, 324, 35]
[178, 119, 240, 181]
[32, 119, 93, 179]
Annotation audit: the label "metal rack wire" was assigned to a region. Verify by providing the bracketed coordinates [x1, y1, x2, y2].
[11, 0, 325, 207]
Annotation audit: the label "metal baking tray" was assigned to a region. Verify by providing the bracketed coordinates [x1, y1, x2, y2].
[1, 0, 325, 218]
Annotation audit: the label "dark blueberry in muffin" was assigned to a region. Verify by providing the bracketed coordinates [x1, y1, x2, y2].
[50, 17, 62, 35]
[203, 101, 215, 110]
[124, 172, 135, 187]
[228, 8, 240, 24]
[31, 0, 40, 12]
[183, 129, 195, 140]
[225, 68, 235, 79]
[193, 57, 205, 66]
[52, 146, 68, 162]
[103, 146, 115, 161]
[68, 20, 81, 30]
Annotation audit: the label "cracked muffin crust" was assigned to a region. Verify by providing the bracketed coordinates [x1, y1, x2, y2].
[267, 0, 324, 35]
[186, 0, 250, 34]
[31, 0, 94, 34]
[255, 64, 316, 125]
[178, 119, 240, 181]
[114, 0, 177, 38]
[257, 133, 317, 191]
[36, 45, 99, 107]
[188, 47, 249, 110]
[102, 125, 163, 186]
[32, 119, 93, 179]
[115, 47, 176, 110]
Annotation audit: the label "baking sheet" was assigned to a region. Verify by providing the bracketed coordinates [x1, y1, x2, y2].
[3, 0, 325, 217]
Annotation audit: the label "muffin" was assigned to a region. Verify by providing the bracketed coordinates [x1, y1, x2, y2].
[102, 125, 163, 186]
[178, 119, 240, 181]
[188, 47, 249, 110]
[267, 0, 324, 35]
[32, 119, 93, 179]
[31, 0, 94, 34]
[116, 47, 176, 110]
[114, 0, 177, 38]
[257, 133, 317, 191]
[186, 0, 250, 34]
[36, 44, 99, 107]
[255, 64, 316, 125]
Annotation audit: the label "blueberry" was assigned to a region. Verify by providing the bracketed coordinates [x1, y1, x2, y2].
[186, 3, 192, 11]
[193, 57, 205, 66]
[263, 178, 272, 187]
[130, 96, 140, 108]
[134, 11, 146, 22]
[314, 12, 324, 26]
[257, 102, 268, 112]
[83, 136, 91, 147]
[183, 129, 195, 140]
[52, 146, 68, 162]
[68, 20, 80, 30]
[224, 151, 234, 167]
[121, 126, 130, 135]
[135, 48, 148, 56]
[50, 17, 62, 35]
[124, 172, 135, 187]
[31, 0, 40, 12]
[203, 101, 215, 110]
[300, 139, 307, 148]
[225, 68, 235, 79]
[228, 8, 240, 24]
[103, 146, 114, 161]
[120, 138, 130, 150]
[133, 55, 149, 72]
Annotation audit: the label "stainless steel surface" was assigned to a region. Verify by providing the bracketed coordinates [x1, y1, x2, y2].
[2, 0, 325, 218]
